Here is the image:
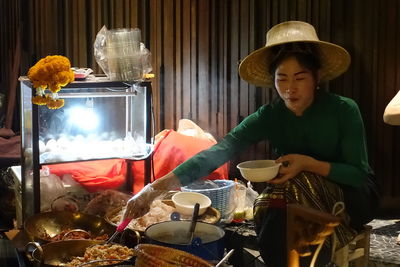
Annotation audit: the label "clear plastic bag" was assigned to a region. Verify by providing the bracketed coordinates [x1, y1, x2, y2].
[232, 182, 247, 222]
[244, 181, 259, 220]
[40, 167, 67, 212]
[94, 25, 152, 81]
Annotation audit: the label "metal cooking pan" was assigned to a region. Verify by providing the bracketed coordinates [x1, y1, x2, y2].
[25, 240, 135, 267]
[24, 211, 116, 243]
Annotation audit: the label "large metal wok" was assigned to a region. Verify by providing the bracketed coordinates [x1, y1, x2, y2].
[24, 211, 116, 243]
[25, 240, 135, 267]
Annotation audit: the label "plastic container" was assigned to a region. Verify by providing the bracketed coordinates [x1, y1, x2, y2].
[233, 184, 247, 222]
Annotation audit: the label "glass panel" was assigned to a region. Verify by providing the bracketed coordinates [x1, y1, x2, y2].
[20, 80, 35, 218]
[19, 77, 152, 220]
[36, 82, 149, 163]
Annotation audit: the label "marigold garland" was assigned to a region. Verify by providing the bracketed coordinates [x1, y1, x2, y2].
[28, 55, 74, 109]
[47, 98, 65, 109]
[31, 95, 48, 106]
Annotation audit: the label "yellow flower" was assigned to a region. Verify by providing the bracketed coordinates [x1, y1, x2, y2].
[46, 98, 65, 109]
[28, 55, 74, 109]
[31, 95, 48, 105]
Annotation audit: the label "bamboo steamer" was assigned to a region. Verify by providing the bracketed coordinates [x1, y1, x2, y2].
[134, 244, 213, 267]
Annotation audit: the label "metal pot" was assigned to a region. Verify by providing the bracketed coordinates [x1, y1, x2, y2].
[144, 220, 225, 262]
[24, 211, 115, 243]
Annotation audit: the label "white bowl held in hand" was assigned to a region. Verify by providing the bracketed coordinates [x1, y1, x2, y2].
[237, 160, 281, 182]
[172, 191, 212, 216]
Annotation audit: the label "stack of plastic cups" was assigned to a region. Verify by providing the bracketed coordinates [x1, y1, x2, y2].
[106, 28, 142, 81]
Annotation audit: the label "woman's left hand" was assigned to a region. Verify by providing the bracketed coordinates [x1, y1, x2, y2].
[269, 154, 312, 184]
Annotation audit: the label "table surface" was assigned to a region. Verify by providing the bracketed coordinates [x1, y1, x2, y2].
[0, 238, 26, 267]
[3, 221, 262, 267]
[223, 221, 266, 267]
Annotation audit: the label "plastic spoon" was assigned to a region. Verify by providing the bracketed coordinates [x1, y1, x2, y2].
[187, 203, 200, 244]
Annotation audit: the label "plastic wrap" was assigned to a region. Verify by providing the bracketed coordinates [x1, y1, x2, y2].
[94, 26, 152, 81]
[39, 166, 67, 211]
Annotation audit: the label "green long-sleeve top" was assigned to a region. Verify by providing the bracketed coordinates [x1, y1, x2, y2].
[173, 90, 373, 188]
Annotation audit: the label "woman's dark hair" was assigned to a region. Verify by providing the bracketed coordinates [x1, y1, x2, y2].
[268, 42, 321, 80]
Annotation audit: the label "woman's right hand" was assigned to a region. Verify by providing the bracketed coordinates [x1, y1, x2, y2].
[272, 154, 330, 184]
[122, 184, 158, 221]
[121, 172, 182, 221]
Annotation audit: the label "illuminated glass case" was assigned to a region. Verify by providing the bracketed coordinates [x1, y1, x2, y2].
[19, 76, 153, 220]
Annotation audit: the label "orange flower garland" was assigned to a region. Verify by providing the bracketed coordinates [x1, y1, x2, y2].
[28, 55, 75, 109]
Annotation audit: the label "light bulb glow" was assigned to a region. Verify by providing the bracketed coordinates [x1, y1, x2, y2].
[67, 106, 99, 131]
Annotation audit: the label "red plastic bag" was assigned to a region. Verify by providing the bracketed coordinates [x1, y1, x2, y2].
[132, 129, 229, 194]
[47, 159, 127, 193]
[47, 121, 229, 194]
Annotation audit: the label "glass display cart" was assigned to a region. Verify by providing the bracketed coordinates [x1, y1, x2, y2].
[19, 76, 153, 223]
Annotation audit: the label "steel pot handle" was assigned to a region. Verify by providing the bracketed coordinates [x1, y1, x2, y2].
[215, 249, 235, 267]
[131, 229, 142, 244]
[24, 241, 43, 263]
[120, 228, 141, 245]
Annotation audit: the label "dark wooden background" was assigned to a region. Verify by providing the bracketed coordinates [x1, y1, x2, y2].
[1, 0, 399, 213]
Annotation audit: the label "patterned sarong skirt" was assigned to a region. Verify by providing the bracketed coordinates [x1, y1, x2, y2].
[253, 172, 362, 266]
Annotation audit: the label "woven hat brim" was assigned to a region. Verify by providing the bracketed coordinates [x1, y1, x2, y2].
[238, 40, 351, 88]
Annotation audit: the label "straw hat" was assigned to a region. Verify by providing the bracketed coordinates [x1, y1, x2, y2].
[238, 21, 351, 88]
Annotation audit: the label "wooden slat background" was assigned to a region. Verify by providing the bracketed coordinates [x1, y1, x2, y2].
[2, 0, 400, 210]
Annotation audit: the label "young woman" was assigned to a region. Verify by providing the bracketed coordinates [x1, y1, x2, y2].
[122, 21, 380, 266]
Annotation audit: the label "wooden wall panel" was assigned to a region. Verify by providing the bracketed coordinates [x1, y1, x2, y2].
[180, 0, 191, 128]
[228, 0, 240, 133]
[198, 0, 210, 131]
[189, 1, 198, 128]
[1, 0, 400, 207]
[216, 0, 228, 139]
[161, 0, 175, 130]
[0, 0, 21, 129]
[19, 0, 148, 73]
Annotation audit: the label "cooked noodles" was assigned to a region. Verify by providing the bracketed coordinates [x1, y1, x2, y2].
[66, 244, 134, 266]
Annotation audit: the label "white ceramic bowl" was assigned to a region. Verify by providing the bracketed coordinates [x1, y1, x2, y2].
[172, 191, 212, 216]
[237, 160, 281, 182]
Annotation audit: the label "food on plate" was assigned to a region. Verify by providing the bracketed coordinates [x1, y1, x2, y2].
[66, 243, 134, 266]
[109, 199, 175, 232]
[178, 210, 216, 223]
[108, 199, 218, 231]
